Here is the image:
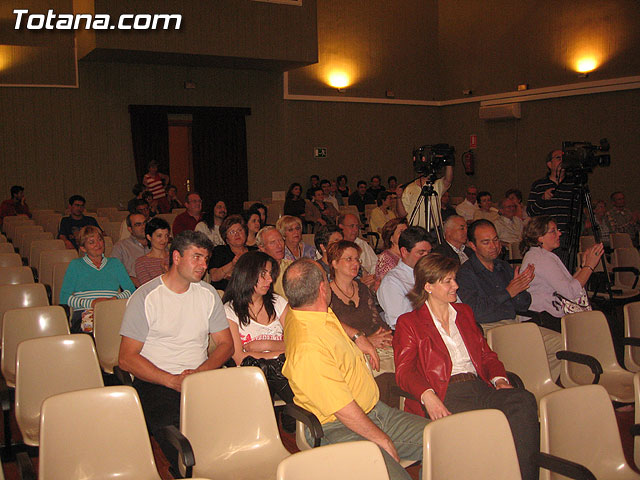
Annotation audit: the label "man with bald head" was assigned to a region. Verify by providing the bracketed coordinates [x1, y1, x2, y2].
[282, 258, 428, 480]
[257, 225, 292, 299]
[433, 214, 469, 264]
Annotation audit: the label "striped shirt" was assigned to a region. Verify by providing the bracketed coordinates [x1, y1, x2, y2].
[526, 176, 580, 234]
[143, 173, 166, 200]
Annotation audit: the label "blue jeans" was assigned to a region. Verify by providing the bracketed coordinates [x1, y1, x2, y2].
[307, 401, 428, 480]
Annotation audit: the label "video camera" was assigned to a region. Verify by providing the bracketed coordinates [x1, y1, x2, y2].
[412, 144, 455, 177]
[561, 139, 610, 175]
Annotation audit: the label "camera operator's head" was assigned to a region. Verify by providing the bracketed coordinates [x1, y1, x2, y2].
[546, 149, 565, 181]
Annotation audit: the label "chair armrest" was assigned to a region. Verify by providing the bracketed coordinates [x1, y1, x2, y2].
[556, 351, 602, 384]
[113, 366, 133, 386]
[0, 378, 10, 414]
[612, 267, 640, 289]
[391, 385, 416, 401]
[631, 424, 640, 437]
[507, 259, 522, 265]
[16, 451, 37, 480]
[60, 304, 71, 319]
[160, 425, 195, 479]
[284, 403, 324, 447]
[29, 266, 37, 279]
[623, 337, 640, 347]
[536, 452, 596, 480]
[506, 371, 525, 389]
[364, 232, 380, 251]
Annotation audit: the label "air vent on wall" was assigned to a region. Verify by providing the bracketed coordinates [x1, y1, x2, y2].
[479, 103, 521, 120]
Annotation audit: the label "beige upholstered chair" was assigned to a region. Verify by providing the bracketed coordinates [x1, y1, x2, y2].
[625, 302, 640, 372]
[41, 213, 62, 236]
[611, 233, 634, 249]
[0, 267, 34, 286]
[559, 311, 634, 403]
[540, 384, 639, 480]
[487, 322, 561, 405]
[1, 305, 69, 388]
[51, 262, 71, 305]
[108, 210, 130, 223]
[3, 216, 33, 241]
[0, 283, 49, 333]
[174, 367, 290, 479]
[14, 334, 104, 446]
[277, 441, 388, 480]
[29, 239, 65, 270]
[102, 221, 122, 243]
[38, 249, 78, 289]
[0, 244, 14, 255]
[20, 231, 53, 260]
[0, 254, 22, 268]
[13, 225, 43, 254]
[94, 298, 128, 374]
[634, 373, 640, 470]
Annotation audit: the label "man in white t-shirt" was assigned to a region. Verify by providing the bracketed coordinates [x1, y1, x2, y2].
[455, 185, 479, 223]
[338, 213, 378, 290]
[402, 163, 453, 231]
[119, 230, 233, 466]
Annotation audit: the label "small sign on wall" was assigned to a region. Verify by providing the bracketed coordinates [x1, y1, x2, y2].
[470, 134, 478, 149]
[314, 147, 327, 158]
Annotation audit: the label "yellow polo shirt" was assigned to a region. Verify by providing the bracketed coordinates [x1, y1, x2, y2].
[283, 307, 379, 424]
[273, 259, 292, 300]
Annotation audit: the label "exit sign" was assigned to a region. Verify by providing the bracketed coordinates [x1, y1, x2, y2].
[314, 147, 327, 158]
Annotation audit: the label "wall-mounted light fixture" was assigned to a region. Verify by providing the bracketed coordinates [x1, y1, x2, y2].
[576, 56, 597, 77]
[327, 71, 349, 93]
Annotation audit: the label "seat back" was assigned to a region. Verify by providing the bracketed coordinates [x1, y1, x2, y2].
[4, 217, 33, 240]
[0, 266, 34, 286]
[267, 200, 285, 225]
[93, 298, 128, 374]
[41, 213, 62, 236]
[0, 253, 22, 268]
[277, 441, 388, 480]
[15, 334, 104, 446]
[579, 235, 596, 252]
[626, 302, 640, 372]
[634, 373, 640, 470]
[423, 409, 521, 480]
[51, 262, 71, 304]
[103, 235, 114, 256]
[13, 225, 44, 253]
[0, 234, 6, 243]
[181, 367, 289, 477]
[108, 211, 130, 223]
[613, 248, 640, 289]
[508, 242, 523, 261]
[29, 239, 65, 269]
[611, 233, 634, 249]
[539, 384, 636, 480]
[39, 249, 78, 288]
[155, 213, 177, 227]
[0, 283, 49, 333]
[21, 231, 53, 259]
[96, 207, 118, 218]
[1, 306, 69, 387]
[30, 210, 55, 226]
[560, 311, 622, 387]
[38, 386, 160, 480]
[487, 322, 560, 404]
[102, 221, 122, 243]
[0, 244, 15, 254]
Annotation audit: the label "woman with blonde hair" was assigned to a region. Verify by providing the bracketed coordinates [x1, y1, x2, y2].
[276, 215, 317, 261]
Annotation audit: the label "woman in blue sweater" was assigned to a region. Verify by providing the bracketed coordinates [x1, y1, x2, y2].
[60, 225, 135, 332]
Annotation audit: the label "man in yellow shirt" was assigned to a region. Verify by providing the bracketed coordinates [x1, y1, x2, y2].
[282, 259, 428, 480]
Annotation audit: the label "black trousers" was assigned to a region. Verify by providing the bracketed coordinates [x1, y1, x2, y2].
[133, 378, 181, 469]
[444, 378, 540, 480]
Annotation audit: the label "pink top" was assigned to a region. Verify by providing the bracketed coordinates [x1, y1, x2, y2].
[135, 255, 169, 285]
[143, 173, 166, 200]
[375, 249, 400, 281]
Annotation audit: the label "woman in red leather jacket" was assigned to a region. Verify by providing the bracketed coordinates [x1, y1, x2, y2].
[393, 253, 539, 480]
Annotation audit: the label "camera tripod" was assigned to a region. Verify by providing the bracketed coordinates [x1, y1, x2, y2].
[407, 174, 444, 244]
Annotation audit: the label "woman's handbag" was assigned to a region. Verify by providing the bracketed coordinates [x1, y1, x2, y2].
[240, 353, 293, 402]
[552, 291, 592, 315]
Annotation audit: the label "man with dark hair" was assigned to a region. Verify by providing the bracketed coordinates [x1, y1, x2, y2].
[58, 195, 101, 249]
[119, 230, 233, 465]
[369, 191, 397, 234]
[306, 187, 340, 226]
[348, 180, 375, 218]
[472, 191, 499, 222]
[119, 199, 151, 241]
[456, 220, 561, 378]
[111, 212, 150, 287]
[306, 174, 321, 200]
[320, 179, 339, 211]
[0, 185, 32, 225]
[367, 175, 385, 199]
[282, 259, 428, 480]
[377, 226, 433, 329]
[314, 224, 343, 278]
[433, 214, 469, 264]
[172, 192, 203, 236]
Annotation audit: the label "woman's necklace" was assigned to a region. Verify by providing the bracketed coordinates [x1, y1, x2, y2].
[249, 301, 264, 321]
[334, 280, 357, 307]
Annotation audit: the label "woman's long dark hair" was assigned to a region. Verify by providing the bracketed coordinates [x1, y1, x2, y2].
[222, 251, 281, 327]
[286, 182, 302, 200]
[201, 199, 225, 229]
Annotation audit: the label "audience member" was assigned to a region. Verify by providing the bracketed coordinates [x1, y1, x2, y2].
[402, 160, 453, 229]
[456, 219, 562, 379]
[440, 191, 457, 222]
[60, 226, 134, 332]
[393, 254, 539, 480]
[120, 199, 151, 241]
[349, 180, 375, 218]
[173, 192, 203, 236]
[142, 161, 170, 213]
[607, 191, 639, 245]
[282, 259, 428, 480]
[58, 195, 101, 250]
[257, 226, 291, 299]
[319, 179, 339, 211]
[338, 214, 377, 286]
[284, 183, 306, 220]
[250, 202, 269, 228]
[306, 187, 340, 226]
[369, 191, 397, 234]
[387, 176, 398, 193]
[127, 184, 145, 214]
[305, 174, 320, 200]
[243, 208, 262, 247]
[377, 226, 432, 329]
[367, 175, 385, 199]
[111, 212, 150, 287]
[118, 230, 233, 468]
[455, 185, 479, 223]
[196, 200, 227, 247]
[583, 199, 611, 247]
[495, 197, 525, 245]
[142, 191, 159, 218]
[472, 191, 499, 222]
[135, 217, 171, 286]
[433, 215, 469, 264]
[375, 218, 408, 281]
[277, 215, 318, 261]
[336, 174, 350, 199]
[505, 188, 528, 223]
[328, 180, 344, 207]
[521, 216, 603, 324]
[166, 184, 183, 210]
[0, 185, 32, 225]
[314, 224, 343, 279]
[209, 215, 255, 291]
